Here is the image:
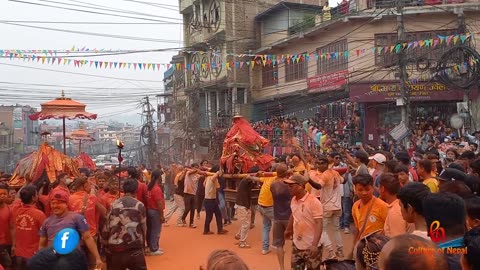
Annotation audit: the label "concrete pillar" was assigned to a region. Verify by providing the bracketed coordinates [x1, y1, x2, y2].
[206, 91, 212, 128]
[232, 87, 238, 115]
[216, 91, 220, 114]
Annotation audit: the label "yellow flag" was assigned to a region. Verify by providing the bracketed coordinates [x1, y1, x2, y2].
[453, 35, 459, 45]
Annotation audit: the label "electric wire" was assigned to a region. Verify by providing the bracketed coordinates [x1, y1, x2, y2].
[0, 62, 165, 82]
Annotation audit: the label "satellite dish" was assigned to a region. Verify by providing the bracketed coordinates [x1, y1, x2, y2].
[450, 114, 464, 129]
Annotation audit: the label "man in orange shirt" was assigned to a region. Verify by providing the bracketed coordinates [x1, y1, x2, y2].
[351, 174, 388, 245]
[13, 185, 46, 270]
[378, 174, 411, 238]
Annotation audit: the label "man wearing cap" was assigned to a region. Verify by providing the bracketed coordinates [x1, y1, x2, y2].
[369, 153, 386, 197]
[369, 153, 386, 183]
[39, 189, 103, 269]
[284, 174, 324, 270]
[437, 168, 467, 186]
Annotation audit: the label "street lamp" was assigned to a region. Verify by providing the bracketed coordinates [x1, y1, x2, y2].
[116, 139, 124, 198]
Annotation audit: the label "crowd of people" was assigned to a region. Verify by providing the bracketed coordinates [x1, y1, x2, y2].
[160, 130, 480, 270]
[0, 165, 166, 270]
[0, 120, 480, 270]
[252, 112, 362, 155]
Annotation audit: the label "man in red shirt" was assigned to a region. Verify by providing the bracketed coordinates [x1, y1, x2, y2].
[69, 177, 106, 269]
[146, 170, 165, 255]
[13, 185, 46, 270]
[102, 177, 122, 211]
[95, 173, 108, 198]
[127, 167, 148, 206]
[0, 184, 14, 270]
[69, 177, 106, 238]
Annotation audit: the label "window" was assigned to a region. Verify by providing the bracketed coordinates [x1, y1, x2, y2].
[375, 29, 458, 67]
[237, 88, 245, 104]
[285, 53, 308, 82]
[317, 39, 348, 74]
[0, 135, 6, 147]
[209, 0, 221, 31]
[374, 34, 398, 67]
[188, 5, 201, 35]
[262, 64, 278, 87]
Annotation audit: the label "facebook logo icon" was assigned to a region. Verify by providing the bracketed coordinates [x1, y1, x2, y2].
[53, 228, 80, 255]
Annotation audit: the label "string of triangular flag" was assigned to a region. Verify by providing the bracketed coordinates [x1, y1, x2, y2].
[0, 32, 475, 72]
[2, 32, 474, 57]
[0, 53, 171, 71]
[3, 32, 475, 57]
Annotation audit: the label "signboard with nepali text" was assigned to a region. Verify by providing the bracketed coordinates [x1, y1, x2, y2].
[307, 70, 348, 93]
[349, 81, 474, 103]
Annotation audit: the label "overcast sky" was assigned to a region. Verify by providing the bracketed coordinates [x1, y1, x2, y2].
[0, 0, 340, 125]
[0, 0, 183, 124]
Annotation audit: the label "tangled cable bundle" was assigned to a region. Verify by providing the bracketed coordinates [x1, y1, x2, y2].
[435, 45, 480, 89]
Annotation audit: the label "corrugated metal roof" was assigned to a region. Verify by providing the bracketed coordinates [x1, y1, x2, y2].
[163, 66, 174, 80]
[255, 1, 323, 21]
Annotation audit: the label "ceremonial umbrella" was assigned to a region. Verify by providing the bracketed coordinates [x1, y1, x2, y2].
[67, 128, 95, 153]
[29, 91, 97, 154]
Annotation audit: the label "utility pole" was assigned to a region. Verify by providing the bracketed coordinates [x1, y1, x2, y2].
[397, 0, 409, 145]
[142, 96, 156, 169]
[457, 9, 470, 131]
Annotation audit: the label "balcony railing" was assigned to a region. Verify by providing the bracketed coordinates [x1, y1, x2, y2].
[295, 0, 360, 34]
[368, 0, 464, 8]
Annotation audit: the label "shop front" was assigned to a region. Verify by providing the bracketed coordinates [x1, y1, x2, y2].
[349, 81, 475, 145]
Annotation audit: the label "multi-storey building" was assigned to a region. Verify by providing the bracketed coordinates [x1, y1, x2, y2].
[156, 67, 175, 164]
[251, 0, 480, 145]
[0, 105, 39, 172]
[175, 0, 324, 160]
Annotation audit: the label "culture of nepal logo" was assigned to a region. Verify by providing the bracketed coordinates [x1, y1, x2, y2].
[408, 221, 467, 255]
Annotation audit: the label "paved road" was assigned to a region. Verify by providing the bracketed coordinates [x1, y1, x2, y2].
[146, 205, 354, 269]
